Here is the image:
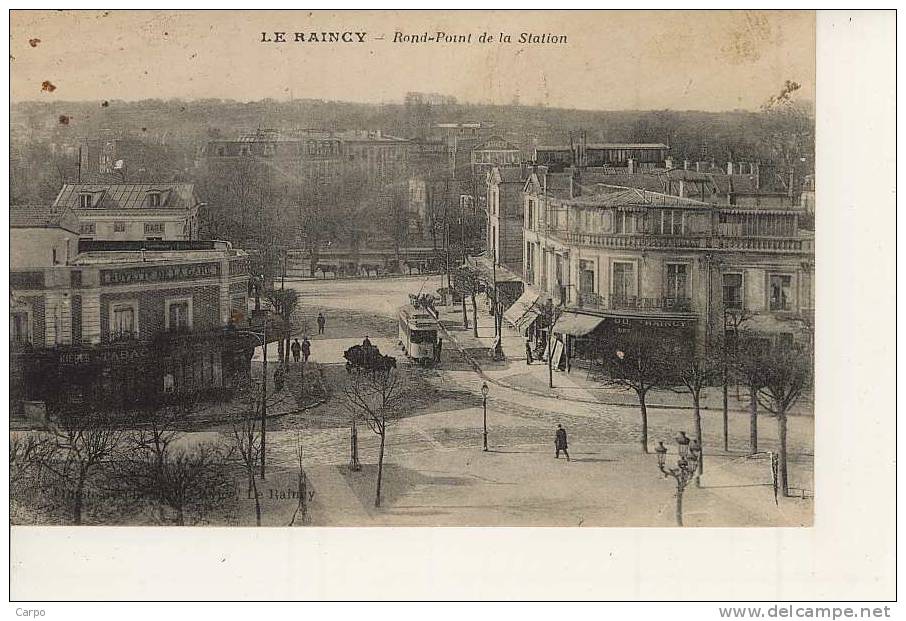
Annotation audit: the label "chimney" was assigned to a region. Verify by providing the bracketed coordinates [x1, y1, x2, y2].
[627, 158, 635, 175]
[695, 162, 703, 173]
[683, 159, 690, 170]
[727, 161, 734, 175]
[678, 179, 686, 198]
[753, 162, 761, 189]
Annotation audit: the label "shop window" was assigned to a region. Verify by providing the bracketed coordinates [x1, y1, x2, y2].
[723, 273, 744, 310]
[769, 274, 792, 311]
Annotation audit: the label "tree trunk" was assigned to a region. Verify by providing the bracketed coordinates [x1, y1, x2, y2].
[693, 392, 704, 479]
[73, 474, 86, 525]
[639, 391, 649, 453]
[375, 432, 386, 508]
[176, 506, 185, 527]
[250, 474, 262, 526]
[471, 294, 478, 338]
[778, 410, 790, 497]
[722, 370, 729, 452]
[749, 385, 758, 454]
[461, 297, 468, 329]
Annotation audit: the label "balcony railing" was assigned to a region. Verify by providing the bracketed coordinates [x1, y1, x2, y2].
[574, 291, 693, 313]
[555, 231, 811, 253]
[610, 294, 693, 312]
[107, 329, 139, 344]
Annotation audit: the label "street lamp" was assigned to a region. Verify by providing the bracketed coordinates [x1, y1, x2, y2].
[654, 432, 701, 527]
[480, 381, 489, 452]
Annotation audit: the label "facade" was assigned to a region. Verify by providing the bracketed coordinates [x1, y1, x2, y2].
[52, 182, 202, 243]
[519, 175, 814, 361]
[10, 233, 253, 408]
[486, 166, 528, 269]
[534, 142, 669, 170]
[470, 136, 522, 180]
[200, 128, 412, 187]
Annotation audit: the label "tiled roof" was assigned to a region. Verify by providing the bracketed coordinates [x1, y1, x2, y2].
[53, 182, 197, 211]
[10, 204, 77, 231]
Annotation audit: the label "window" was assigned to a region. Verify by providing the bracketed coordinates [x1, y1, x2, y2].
[144, 222, 165, 235]
[10, 312, 30, 344]
[80, 222, 96, 235]
[148, 193, 162, 207]
[665, 263, 689, 300]
[723, 273, 744, 310]
[79, 194, 94, 209]
[615, 210, 634, 234]
[660, 210, 684, 235]
[612, 261, 636, 299]
[110, 302, 137, 341]
[114, 221, 126, 233]
[526, 199, 535, 230]
[769, 274, 792, 311]
[166, 299, 192, 331]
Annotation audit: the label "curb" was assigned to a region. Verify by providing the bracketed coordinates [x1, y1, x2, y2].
[434, 314, 768, 415]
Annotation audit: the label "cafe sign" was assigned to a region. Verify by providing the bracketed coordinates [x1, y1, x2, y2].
[58, 345, 147, 366]
[101, 262, 220, 286]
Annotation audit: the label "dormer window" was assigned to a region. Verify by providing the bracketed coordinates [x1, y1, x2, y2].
[148, 192, 162, 207]
[79, 193, 94, 209]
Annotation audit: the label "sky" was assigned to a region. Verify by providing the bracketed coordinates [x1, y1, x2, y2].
[10, 10, 815, 112]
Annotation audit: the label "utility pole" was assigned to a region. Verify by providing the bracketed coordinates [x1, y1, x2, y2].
[260, 317, 268, 479]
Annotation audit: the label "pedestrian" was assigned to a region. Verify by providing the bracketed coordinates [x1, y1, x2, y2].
[435, 337, 443, 363]
[317, 312, 326, 335]
[301, 336, 311, 362]
[274, 364, 286, 392]
[555, 424, 570, 461]
[525, 337, 533, 365]
[291, 338, 301, 364]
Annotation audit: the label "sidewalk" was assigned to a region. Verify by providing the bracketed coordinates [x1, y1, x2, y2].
[433, 294, 813, 416]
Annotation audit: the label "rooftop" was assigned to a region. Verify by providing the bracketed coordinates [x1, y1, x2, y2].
[54, 182, 198, 211]
[10, 204, 78, 232]
[568, 185, 710, 209]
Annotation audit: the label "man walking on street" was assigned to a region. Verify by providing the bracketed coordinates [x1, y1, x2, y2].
[435, 337, 443, 363]
[525, 337, 533, 365]
[301, 336, 311, 362]
[317, 312, 326, 335]
[291, 338, 302, 364]
[555, 424, 570, 461]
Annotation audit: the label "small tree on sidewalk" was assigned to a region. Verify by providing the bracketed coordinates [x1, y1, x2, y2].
[600, 334, 674, 454]
[756, 343, 813, 497]
[674, 347, 722, 482]
[531, 299, 563, 389]
[228, 408, 263, 526]
[453, 266, 482, 337]
[266, 288, 301, 365]
[721, 309, 753, 451]
[343, 364, 407, 507]
[732, 332, 771, 454]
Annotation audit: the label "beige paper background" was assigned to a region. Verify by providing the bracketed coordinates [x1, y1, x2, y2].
[6, 10, 896, 601]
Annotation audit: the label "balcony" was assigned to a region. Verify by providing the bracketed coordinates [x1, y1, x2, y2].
[106, 329, 139, 344]
[555, 231, 811, 253]
[574, 291, 693, 313]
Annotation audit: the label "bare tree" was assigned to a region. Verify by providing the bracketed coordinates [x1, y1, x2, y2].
[266, 287, 301, 365]
[756, 344, 813, 497]
[674, 348, 722, 481]
[343, 366, 407, 507]
[721, 309, 753, 452]
[453, 266, 482, 335]
[600, 335, 675, 454]
[732, 332, 771, 454]
[10, 434, 55, 490]
[288, 432, 310, 526]
[227, 408, 263, 526]
[531, 299, 564, 389]
[42, 412, 121, 525]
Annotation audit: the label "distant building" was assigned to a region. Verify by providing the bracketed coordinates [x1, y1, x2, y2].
[10, 204, 80, 270]
[471, 136, 523, 180]
[52, 182, 202, 243]
[486, 166, 529, 270]
[199, 128, 412, 186]
[534, 141, 669, 170]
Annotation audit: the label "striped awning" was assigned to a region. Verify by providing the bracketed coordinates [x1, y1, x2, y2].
[504, 288, 541, 333]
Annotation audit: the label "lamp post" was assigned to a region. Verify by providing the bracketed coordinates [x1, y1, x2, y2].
[654, 431, 701, 527]
[480, 381, 489, 452]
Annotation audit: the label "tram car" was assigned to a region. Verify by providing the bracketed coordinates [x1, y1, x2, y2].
[398, 304, 439, 363]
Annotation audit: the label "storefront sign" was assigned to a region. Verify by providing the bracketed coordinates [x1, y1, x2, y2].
[100, 262, 220, 286]
[58, 345, 147, 366]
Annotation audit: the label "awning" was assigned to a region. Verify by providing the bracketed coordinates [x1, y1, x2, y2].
[504, 288, 540, 333]
[553, 311, 605, 337]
